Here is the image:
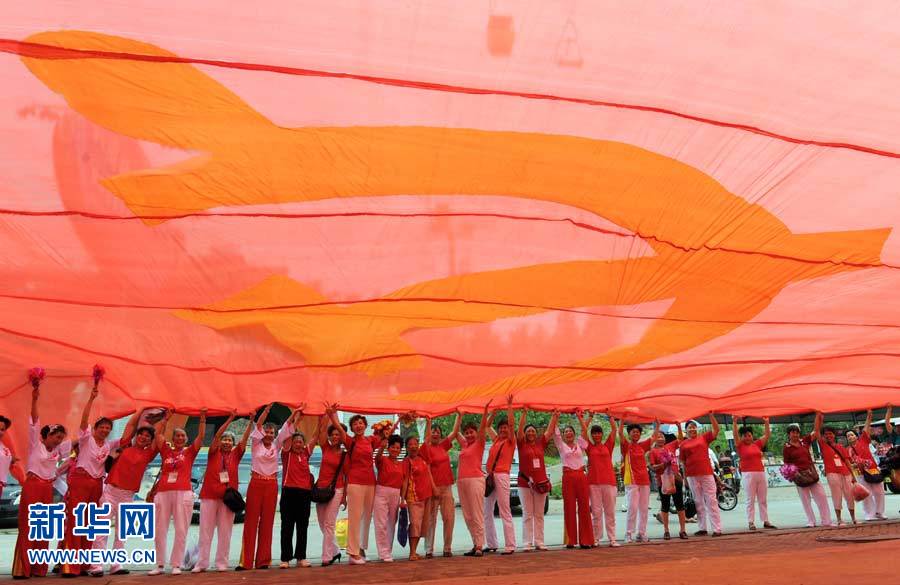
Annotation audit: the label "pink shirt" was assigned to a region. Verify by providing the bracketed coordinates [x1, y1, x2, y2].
[0, 444, 12, 485]
[458, 437, 485, 479]
[76, 426, 120, 479]
[250, 422, 292, 476]
[27, 417, 73, 480]
[554, 429, 587, 470]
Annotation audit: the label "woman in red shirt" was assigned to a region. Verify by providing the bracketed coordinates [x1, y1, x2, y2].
[315, 418, 348, 567]
[194, 410, 253, 573]
[846, 408, 890, 520]
[649, 424, 685, 540]
[782, 415, 832, 527]
[456, 401, 492, 557]
[402, 435, 436, 561]
[581, 412, 619, 547]
[516, 407, 557, 551]
[679, 416, 721, 537]
[423, 412, 460, 558]
[373, 435, 404, 561]
[150, 408, 206, 575]
[618, 419, 659, 543]
[279, 407, 319, 569]
[326, 406, 395, 564]
[819, 421, 858, 525]
[484, 396, 517, 554]
[732, 416, 775, 531]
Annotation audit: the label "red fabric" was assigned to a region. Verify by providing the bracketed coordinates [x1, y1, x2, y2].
[376, 455, 404, 489]
[782, 435, 815, 470]
[562, 468, 593, 546]
[60, 468, 104, 575]
[457, 437, 485, 480]
[316, 444, 346, 489]
[850, 432, 876, 465]
[422, 437, 454, 486]
[199, 446, 243, 499]
[623, 438, 652, 485]
[107, 444, 157, 492]
[405, 456, 433, 501]
[736, 439, 766, 472]
[12, 476, 54, 578]
[344, 435, 380, 486]
[586, 433, 617, 485]
[680, 431, 716, 477]
[818, 440, 852, 476]
[486, 437, 516, 474]
[517, 436, 549, 486]
[240, 476, 277, 568]
[281, 447, 312, 489]
[157, 442, 200, 492]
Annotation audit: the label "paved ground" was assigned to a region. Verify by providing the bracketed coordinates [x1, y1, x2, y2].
[1, 487, 897, 576]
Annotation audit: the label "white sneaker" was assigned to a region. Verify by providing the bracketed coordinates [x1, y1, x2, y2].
[348, 556, 366, 565]
[609, 541, 621, 548]
[170, 567, 181, 576]
[148, 567, 163, 576]
[624, 534, 633, 544]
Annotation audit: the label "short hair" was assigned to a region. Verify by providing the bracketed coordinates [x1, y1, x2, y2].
[291, 431, 306, 442]
[686, 421, 699, 429]
[388, 434, 403, 448]
[626, 424, 642, 433]
[844, 429, 858, 437]
[431, 425, 444, 438]
[220, 432, 236, 442]
[822, 425, 838, 435]
[93, 417, 113, 429]
[135, 426, 156, 440]
[405, 435, 420, 448]
[786, 424, 801, 434]
[738, 426, 754, 436]
[590, 425, 603, 435]
[327, 424, 347, 435]
[0, 415, 11, 429]
[349, 414, 368, 428]
[562, 424, 576, 435]
[495, 417, 509, 429]
[40, 424, 67, 439]
[173, 427, 188, 437]
[462, 422, 478, 433]
[523, 424, 537, 434]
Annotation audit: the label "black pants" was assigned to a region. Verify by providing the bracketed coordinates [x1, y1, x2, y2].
[280, 487, 311, 561]
[660, 481, 684, 512]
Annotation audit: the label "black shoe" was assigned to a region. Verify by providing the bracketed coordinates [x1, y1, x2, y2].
[579, 545, 591, 550]
[110, 570, 130, 576]
[566, 545, 575, 549]
[257, 566, 269, 570]
[464, 549, 479, 557]
[694, 530, 708, 536]
[679, 531, 688, 540]
[500, 550, 514, 556]
[764, 523, 778, 530]
[87, 571, 103, 578]
[664, 532, 671, 540]
[234, 566, 248, 572]
[711, 532, 723, 537]
[59, 575, 76, 580]
[482, 547, 497, 554]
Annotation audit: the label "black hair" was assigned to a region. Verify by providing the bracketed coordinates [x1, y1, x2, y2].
[463, 422, 478, 432]
[822, 425, 839, 436]
[431, 425, 444, 438]
[786, 424, 801, 434]
[0, 415, 10, 429]
[388, 434, 403, 448]
[405, 435, 420, 448]
[590, 425, 603, 435]
[495, 417, 509, 429]
[562, 424, 576, 436]
[626, 424, 642, 433]
[349, 414, 368, 428]
[686, 421, 699, 428]
[524, 424, 537, 434]
[738, 426, 754, 437]
[135, 425, 156, 440]
[94, 417, 113, 429]
[262, 422, 277, 432]
[327, 424, 347, 435]
[40, 423, 67, 439]
[291, 431, 306, 442]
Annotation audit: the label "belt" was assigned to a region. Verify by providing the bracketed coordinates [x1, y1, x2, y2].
[251, 471, 277, 481]
[563, 466, 585, 473]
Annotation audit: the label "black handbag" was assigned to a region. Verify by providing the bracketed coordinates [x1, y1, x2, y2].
[484, 442, 504, 497]
[223, 487, 246, 513]
[311, 443, 350, 504]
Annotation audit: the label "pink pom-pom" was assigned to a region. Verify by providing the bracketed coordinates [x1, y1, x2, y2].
[92, 363, 106, 385]
[779, 463, 799, 482]
[28, 367, 46, 389]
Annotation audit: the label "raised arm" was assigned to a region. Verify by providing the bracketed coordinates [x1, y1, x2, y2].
[238, 412, 254, 450]
[477, 400, 492, 442]
[546, 410, 561, 442]
[307, 415, 323, 451]
[326, 404, 348, 442]
[760, 416, 771, 446]
[885, 405, 893, 434]
[118, 409, 143, 446]
[731, 416, 740, 445]
[618, 419, 628, 456]
[210, 410, 237, 453]
[255, 403, 274, 431]
[80, 385, 99, 431]
[156, 409, 174, 450]
[424, 414, 433, 443]
[811, 411, 823, 440]
[863, 409, 873, 436]
[447, 411, 462, 444]
[709, 413, 720, 438]
[192, 408, 207, 450]
[578, 410, 591, 443]
[516, 407, 528, 442]
[31, 386, 40, 422]
[486, 409, 499, 442]
[505, 395, 515, 440]
[675, 421, 683, 442]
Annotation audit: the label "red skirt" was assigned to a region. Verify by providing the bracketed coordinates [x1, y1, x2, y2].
[12, 475, 55, 578]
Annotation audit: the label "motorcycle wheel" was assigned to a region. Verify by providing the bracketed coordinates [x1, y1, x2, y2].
[717, 486, 738, 511]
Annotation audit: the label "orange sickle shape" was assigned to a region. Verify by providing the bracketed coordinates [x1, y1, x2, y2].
[21, 31, 891, 403]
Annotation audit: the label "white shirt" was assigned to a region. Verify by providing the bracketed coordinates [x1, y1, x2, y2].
[27, 417, 73, 480]
[708, 448, 718, 468]
[249, 421, 292, 476]
[76, 426, 120, 479]
[0, 443, 12, 485]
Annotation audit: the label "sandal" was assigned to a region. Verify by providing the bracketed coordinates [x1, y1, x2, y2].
[663, 532, 671, 540]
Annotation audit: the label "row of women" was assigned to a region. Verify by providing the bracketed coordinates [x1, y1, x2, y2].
[2, 380, 893, 578]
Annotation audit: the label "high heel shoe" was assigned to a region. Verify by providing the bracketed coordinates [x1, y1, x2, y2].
[322, 553, 342, 567]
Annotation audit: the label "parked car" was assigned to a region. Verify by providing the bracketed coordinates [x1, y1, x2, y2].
[0, 476, 66, 528]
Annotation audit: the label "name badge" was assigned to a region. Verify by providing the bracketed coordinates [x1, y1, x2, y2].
[834, 457, 843, 467]
[219, 471, 230, 483]
[167, 472, 178, 484]
[532, 458, 541, 469]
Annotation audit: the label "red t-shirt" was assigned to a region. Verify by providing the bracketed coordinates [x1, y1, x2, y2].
[344, 435, 382, 486]
[782, 436, 815, 470]
[107, 444, 158, 492]
[376, 455, 404, 489]
[486, 437, 516, 474]
[200, 446, 244, 499]
[457, 438, 485, 480]
[405, 456, 433, 501]
[586, 434, 617, 486]
[649, 441, 679, 481]
[517, 436, 549, 487]
[157, 443, 200, 492]
[422, 438, 454, 486]
[282, 447, 312, 489]
[680, 432, 715, 477]
[623, 438, 652, 485]
[850, 432, 877, 465]
[317, 444, 346, 490]
[819, 440, 852, 476]
[736, 439, 766, 472]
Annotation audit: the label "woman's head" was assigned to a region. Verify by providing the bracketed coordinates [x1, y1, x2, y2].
[590, 425, 604, 443]
[524, 424, 537, 443]
[172, 427, 188, 448]
[93, 417, 113, 441]
[845, 429, 859, 444]
[220, 432, 235, 452]
[496, 417, 510, 439]
[430, 425, 443, 444]
[787, 424, 801, 440]
[387, 434, 403, 458]
[0, 415, 10, 441]
[653, 434, 665, 448]
[463, 422, 478, 443]
[261, 422, 277, 444]
[627, 424, 643, 441]
[562, 425, 576, 444]
[290, 432, 306, 452]
[327, 424, 346, 446]
[686, 421, 699, 439]
[40, 423, 67, 449]
[134, 426, 155, 448]
[405, 435, 420, 456]
[738, 426, 754, 444]
[822, 426, 838, 443]
[349, 414, 367, 436]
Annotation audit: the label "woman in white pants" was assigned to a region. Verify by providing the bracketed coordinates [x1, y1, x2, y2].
[581, 413, 619, 546]
[456, 403, 491, 557]
[679, 417, 722, 537]
[847, 407, 891, 521]
[783, 417, 832, 527]
[194, 411, 253, 572]
[618, 420, 659, 543]
[516, 407, 557, 551]
[733, 416, 776, 530]
[819, 421, 858, 525]
[483, 396, 517, 554]
[316, 422, 348, 566]
[373, 435, 404, 561]
[150, 409, 206, 575]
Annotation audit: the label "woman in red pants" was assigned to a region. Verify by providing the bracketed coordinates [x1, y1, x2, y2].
[552, 410, 594, 549]
[12, 376, 73, 579]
